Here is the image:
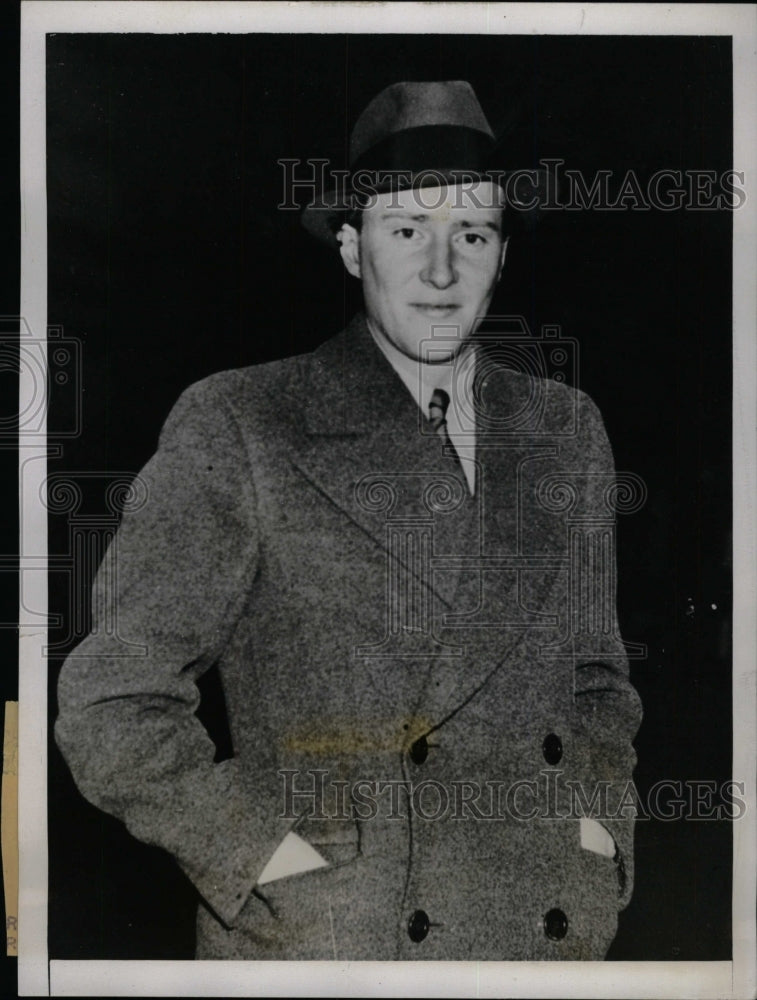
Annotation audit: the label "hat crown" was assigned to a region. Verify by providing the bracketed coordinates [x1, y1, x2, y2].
[349, 80, 494, 165]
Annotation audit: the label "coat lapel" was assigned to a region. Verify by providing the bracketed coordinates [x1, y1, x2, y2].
[419, 357, 569, 723]
[290, 318, 568, 724]
[291, 315, 469, 612]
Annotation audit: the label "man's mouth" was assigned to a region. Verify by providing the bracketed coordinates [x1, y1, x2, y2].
[410, 303, 460, 317]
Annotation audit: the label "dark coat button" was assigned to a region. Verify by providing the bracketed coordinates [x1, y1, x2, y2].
[409, 735, 428, 765]
[544, 908, 568, 941]
[542, 732, 563, 765]
[408, 909, 430, 942]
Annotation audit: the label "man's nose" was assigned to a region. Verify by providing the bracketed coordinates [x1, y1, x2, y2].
[420, 238, 457, 289]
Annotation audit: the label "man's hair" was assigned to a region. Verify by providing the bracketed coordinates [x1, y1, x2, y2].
[344, 207, 364, 232]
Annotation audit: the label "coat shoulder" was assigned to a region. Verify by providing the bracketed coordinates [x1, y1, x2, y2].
[179, 351, 308, 412]
[486, 358, 604, 438]
[166, 347, 319, 445]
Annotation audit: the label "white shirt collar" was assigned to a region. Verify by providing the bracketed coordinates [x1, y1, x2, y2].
[367, 320, 477, 494]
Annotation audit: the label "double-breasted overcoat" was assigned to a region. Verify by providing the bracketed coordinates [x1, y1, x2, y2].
[56, 313, 642, 960]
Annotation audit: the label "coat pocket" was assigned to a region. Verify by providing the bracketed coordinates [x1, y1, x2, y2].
[292, 813, 362, 868]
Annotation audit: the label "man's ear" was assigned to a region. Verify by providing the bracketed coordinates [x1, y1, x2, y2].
[337, 224, 361, 279]
[498, 237, 509, 281]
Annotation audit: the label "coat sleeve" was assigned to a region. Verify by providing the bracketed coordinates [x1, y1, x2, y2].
[570, 392, 644, 911]
[55, 376, 294, 928]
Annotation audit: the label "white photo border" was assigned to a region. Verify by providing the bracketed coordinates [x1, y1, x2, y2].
[19, 2, 757, 997]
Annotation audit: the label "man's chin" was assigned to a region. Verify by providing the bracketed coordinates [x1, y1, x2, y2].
[369, 314, 472, 364]
[417, 331, 472, 365]
[392, 317, 467, 363]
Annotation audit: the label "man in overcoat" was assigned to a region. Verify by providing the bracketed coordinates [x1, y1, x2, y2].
[56, 81, 643, 961]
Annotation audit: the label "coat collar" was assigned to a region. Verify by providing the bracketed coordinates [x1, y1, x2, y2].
[293, 313, 471, 608]
[292, 312, 569, 722]
[302, 312, 423, 438]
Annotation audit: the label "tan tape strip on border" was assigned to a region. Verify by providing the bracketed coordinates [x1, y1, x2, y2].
[2, 702, 18, 956]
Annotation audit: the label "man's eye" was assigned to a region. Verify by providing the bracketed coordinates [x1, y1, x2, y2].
[394, 228, 419, 240]
[460, 232, 487, 246]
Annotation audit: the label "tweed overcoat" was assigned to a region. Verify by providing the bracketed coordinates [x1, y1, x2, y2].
[56, 313, 642, 961]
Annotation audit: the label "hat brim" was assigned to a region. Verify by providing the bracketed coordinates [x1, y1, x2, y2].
[301, 167, 508, 247]
[301, 166, 549, 247]
[300, 191, 356, 248]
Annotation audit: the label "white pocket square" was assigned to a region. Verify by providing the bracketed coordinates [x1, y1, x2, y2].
[257, 831, 329, 885]
[579, 817, 616, 858]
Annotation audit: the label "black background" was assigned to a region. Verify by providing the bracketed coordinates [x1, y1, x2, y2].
[46, 33, 732, 961]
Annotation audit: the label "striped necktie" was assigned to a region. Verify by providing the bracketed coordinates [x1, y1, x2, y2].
[429, 388, 453, 449]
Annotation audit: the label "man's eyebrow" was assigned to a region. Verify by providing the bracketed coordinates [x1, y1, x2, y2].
[455, 219, 501, 233]
[380, 211, 429, 222]
[379, 212, 501, 232]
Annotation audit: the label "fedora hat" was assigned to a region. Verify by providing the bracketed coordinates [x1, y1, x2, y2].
[302, 80, 513, 246]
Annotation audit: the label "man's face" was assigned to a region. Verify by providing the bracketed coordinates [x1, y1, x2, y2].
[339, 182, 507, 362]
